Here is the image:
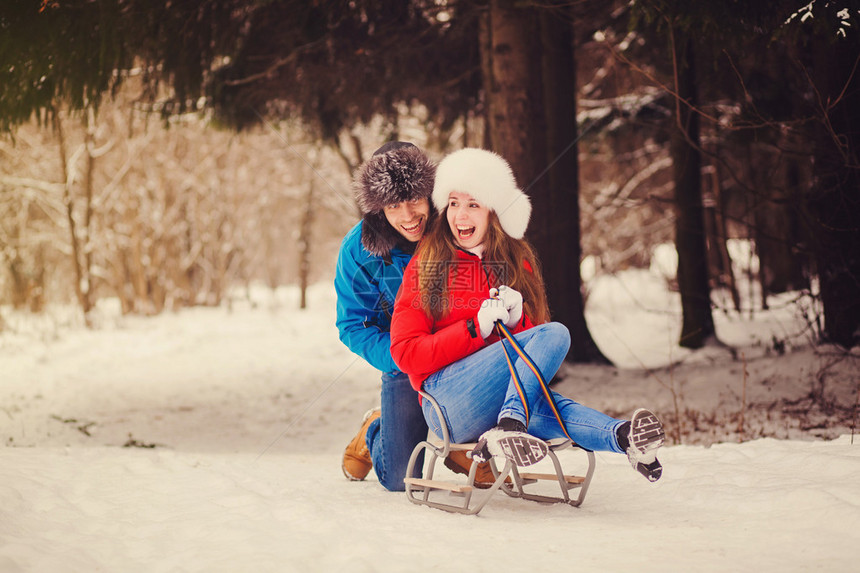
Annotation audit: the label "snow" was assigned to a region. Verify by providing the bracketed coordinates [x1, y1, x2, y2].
[2, 273, 859, 573]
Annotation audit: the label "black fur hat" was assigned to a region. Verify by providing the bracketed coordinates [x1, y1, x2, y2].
[353, 142, 436, 257]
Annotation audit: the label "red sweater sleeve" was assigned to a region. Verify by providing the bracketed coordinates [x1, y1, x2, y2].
[390, 260, 485, 388]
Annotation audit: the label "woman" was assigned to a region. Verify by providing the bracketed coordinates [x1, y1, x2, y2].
[390, 148, 665, 482]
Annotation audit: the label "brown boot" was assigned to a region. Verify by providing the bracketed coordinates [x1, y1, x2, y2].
[342, 409, 381, 481]
[444, 449, 509, 489]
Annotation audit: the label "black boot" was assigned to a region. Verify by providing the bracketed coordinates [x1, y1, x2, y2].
[498, 417, 527, 433]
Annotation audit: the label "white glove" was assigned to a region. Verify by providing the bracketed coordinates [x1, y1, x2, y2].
[496, 285, 523, 327]
[476, 298, 510, 338]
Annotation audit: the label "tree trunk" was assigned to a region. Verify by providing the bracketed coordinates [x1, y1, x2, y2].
[484, 0, 608, 363]
[539, 6, 609, 364]
[298, 160, 316, 310]
[808, 32, 860, 348]
[478, 7, 493, 150]
[486, 0, 547, 286]
[54, 108, 94, 326]
[486, 0, 546, 200]
[703, 164, 740, 312]
[748, 140, 808, 305]
[81, 107, 97, 312]
[669, 33, 715, 348]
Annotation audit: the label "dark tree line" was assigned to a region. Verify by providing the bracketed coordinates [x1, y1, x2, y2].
[625, 0, 860, 349]
[2, 0, 858, 354]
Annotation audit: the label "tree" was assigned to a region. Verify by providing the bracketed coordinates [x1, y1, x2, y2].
[482, 0, 607, 362]
[797, 4, 860, 347]
[206, 1, 481, 158]
[539, 4, 609, 362]
[628, 0, 722, 348]
[667, 31, 714, 348]
[9, 0, 856, 351]
[630, 0, 860, 348]
[54, 106, 98, 324]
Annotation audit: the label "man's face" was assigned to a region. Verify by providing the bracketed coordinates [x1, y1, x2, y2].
[383, 197, 431, 242]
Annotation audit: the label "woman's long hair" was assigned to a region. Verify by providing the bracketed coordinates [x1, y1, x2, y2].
[415, 210, 550, 324]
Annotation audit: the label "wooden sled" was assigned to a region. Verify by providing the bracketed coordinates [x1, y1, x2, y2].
[404, 391, 596, 516]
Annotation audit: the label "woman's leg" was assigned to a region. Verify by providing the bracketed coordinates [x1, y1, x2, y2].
[421, 322, 571, 444]
[491, 321, 625, 453]
[497, 322, 571, 427]
[528, 392, 626, 453]
[420, 342, 516, 444]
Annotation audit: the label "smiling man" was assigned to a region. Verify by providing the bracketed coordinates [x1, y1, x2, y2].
[334, 141, 436, 491]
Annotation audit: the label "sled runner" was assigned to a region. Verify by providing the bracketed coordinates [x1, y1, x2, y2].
[403, 390, 596, 515]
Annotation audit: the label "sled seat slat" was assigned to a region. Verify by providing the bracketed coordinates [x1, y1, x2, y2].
[518, 472, 586, 485]
[428, 440, 476, 451]
[404, 477, 473, 494]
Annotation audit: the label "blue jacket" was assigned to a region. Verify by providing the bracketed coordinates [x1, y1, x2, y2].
[335, 221, 414, 374]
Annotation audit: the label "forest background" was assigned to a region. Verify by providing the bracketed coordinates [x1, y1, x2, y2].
[1, 0, 859, 366]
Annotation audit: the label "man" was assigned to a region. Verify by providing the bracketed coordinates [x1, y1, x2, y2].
[336, 141, 494, 491]
[335, 141, 435, 491]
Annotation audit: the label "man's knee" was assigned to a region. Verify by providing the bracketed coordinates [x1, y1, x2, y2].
[378, 475, 406, 492]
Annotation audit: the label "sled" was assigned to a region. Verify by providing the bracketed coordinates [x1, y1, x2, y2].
[403, 391, 596, 515]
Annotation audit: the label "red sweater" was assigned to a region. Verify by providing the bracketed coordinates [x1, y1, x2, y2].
[391, 248, 534, 391]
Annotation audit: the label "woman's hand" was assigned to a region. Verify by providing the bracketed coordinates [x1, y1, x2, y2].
[476, 298, 510, 338]
[495, 285, 523, 327]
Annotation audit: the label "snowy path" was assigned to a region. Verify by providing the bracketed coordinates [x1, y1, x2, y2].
[2, 284, 858, 572]
[2, 439, 858, 572]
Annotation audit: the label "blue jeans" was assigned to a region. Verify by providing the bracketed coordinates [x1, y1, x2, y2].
[420, 322, 625, 454]
[365, 371, 427, 491]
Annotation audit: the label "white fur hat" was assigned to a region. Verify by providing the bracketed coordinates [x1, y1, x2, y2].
[432, 148, 531, 239]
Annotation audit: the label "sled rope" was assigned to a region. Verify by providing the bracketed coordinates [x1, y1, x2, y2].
[495, 321, 572, 442]
[498, 330, 530, 423]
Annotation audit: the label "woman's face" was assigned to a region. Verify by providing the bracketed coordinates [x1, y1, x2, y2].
[446, 191, 490, 251]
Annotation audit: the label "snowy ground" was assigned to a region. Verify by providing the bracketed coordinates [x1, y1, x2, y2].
[1, 272, 858, 572]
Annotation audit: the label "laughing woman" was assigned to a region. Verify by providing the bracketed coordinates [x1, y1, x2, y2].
[390, 148, 666, 482]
